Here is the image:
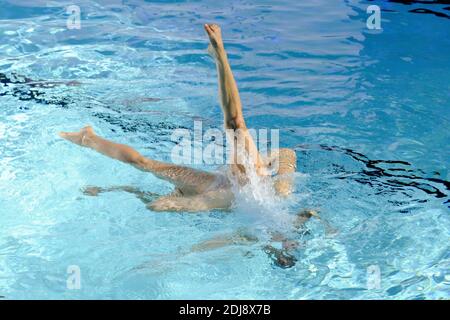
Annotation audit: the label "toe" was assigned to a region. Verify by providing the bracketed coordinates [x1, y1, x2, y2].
[59, 131, 75, 139]
[58, 131, 82, 144]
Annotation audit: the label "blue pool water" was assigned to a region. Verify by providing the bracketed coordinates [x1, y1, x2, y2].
[0, 0, 449, 299]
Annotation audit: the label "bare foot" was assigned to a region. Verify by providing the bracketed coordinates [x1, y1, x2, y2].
[59, 126, 95, 146]
[204, 23, 224, 57]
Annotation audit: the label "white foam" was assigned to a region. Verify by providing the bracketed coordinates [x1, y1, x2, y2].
[227, 152, 295, 238]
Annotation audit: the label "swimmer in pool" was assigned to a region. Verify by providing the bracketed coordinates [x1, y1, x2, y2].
[59, 24, 298, 212]
[59, 24, 332, 268]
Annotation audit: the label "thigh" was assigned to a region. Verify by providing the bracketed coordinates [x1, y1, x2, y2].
[147, 188, 234, 212]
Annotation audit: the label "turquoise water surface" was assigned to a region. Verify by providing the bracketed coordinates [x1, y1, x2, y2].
[0, 0, 449, 299]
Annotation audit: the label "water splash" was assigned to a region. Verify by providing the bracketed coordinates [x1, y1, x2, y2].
[226, 151, 296, 238]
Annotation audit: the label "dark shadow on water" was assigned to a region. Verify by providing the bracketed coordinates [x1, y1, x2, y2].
[409, 7, 450, 18]
[0, 72, 73, 109]
[0, 72, 188, 142]
[367, 0, 450, 20]
[295, 144, 450, 210]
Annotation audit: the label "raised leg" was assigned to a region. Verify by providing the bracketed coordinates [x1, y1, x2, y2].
[59, 126, 220, 195]
[204, 24, 266, 176]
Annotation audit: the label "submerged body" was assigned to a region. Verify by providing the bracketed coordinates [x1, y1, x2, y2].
[57, 24, 326, 268]
[60, 24, 297, 212]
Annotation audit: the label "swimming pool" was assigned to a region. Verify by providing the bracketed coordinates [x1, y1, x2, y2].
[0, 0, 449, 299]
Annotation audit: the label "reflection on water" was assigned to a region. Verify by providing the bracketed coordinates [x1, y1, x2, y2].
[296, 144, 449, 209]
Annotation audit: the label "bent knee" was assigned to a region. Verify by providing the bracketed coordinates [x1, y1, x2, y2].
[225, 116, 246, 130]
